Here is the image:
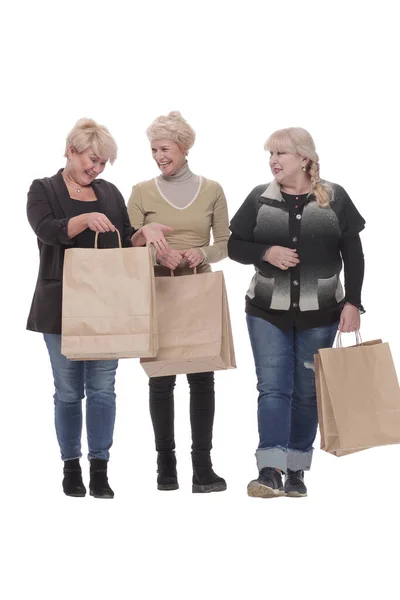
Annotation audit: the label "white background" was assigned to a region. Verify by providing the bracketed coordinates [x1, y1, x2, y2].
[2, 1, 400, 598]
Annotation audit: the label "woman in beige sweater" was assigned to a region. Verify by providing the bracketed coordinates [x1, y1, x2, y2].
[128, 111, 229, 493]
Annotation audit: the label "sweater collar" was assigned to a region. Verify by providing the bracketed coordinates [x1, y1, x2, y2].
[261, 179, 313, 202]
[158, 161, 194, 183]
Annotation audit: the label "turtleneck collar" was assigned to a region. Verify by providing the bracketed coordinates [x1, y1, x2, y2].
[158, 161, 194, 182]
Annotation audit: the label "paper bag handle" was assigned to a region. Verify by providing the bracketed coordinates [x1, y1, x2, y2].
[336, 330, 363, 348]
[94, 230, 122, 249]
[169, 267, 197, 277]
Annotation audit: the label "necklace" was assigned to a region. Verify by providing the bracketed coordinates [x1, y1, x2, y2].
[62, 173, 87, 193]
[66, 181, 84, 193]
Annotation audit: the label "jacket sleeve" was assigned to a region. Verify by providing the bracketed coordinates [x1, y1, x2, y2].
[228, 186, 270, 267]
[27, 179, 74, 246]
[201, 183, 230, 264]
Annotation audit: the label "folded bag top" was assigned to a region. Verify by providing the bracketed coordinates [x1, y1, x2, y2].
[61, 233, 158, 360]
[141, 269, 236, 377]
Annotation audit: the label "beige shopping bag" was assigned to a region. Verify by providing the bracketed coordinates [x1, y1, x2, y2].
[141, 270, 236, 377]
[315, 333, 400, 456]
[61, 232, 157, 360]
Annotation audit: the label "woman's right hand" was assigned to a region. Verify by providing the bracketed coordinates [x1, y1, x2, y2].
[156, 249, 183, 270]
[263, 246, 299, 270]
[86, 212, 116, 233]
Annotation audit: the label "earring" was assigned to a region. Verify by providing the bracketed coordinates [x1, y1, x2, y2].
[302, 166, 306, 171]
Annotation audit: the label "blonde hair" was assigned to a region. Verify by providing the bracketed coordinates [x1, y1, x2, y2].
[146, 111, 196, 152]
[264, 127, 331, 207]
[64, 118, 118, 164]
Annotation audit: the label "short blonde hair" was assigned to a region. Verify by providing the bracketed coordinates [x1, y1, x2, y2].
[265, 127, 331, 207]
[64, 117, 118, 164]
[146, 111, 196, 152]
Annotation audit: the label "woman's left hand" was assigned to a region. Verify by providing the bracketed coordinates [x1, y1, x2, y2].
[339, 303, 360, 333]
[182, 248, 204, 268]
[131, 223, 173, 252]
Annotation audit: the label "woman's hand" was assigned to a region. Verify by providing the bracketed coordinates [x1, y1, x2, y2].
[156, 249, 183, 270]
[131, 222, 173, 251]
[339, 303, 360, 333]
[182, 248, 204, 268]
[263, 246, 299, 270]
[87, 213, 116, 233]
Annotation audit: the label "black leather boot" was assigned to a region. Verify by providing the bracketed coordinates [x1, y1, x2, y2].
[191, 451, 227, 493]
[157, 451, 179, 491]
[89, 459, 114, 499]
[62, 459, 86, 497]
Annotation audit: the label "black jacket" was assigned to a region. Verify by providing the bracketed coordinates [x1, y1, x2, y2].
[26, 169, 136, 334]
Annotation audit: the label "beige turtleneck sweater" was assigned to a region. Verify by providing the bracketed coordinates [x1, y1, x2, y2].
[127, 164, 229, 275]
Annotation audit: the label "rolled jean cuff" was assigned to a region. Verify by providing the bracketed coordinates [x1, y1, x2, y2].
[88, 451, 110, 461]
[287, 449, 313, 471]
[256, 447, 287, 473]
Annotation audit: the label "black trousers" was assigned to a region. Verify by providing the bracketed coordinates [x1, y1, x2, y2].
[149, 372, 215, 453]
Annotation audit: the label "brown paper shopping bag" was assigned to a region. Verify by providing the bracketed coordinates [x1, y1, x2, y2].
[141, 270, 236, 377]
[315, 333, 400, 456]
[61, 233, 157, 360]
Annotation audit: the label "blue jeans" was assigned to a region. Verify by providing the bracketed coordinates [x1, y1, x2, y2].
[44, 334, 118, 461]
[246, 316, 338, 472]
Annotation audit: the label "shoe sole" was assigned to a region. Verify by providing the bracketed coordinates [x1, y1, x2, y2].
[89, 491, 114, 499]
[157, 483, 179, 491]
[64, 492, 86, 498]
[247, 481, 284, 499]
[284, 490, 307, 498]
[192, 482, 227, 493]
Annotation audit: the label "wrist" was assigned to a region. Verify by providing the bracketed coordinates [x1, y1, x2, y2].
[343, 301, 364, 313]
[262, 246, 272, 263]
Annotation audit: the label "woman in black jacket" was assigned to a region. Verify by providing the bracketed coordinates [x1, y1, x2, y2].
[27, 117, 170, 499]
[228, 127, 365, 499]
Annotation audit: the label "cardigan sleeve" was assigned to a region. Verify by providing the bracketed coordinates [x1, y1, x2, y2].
[127, 183, 158, 263]
[334, 184, 366, 237]
[201, 183, 229, 264]
[27, 179, 74, 247]
[228, 186, 270, 268]
[339, 233, 365, 311]
[127, 185, 146, 229]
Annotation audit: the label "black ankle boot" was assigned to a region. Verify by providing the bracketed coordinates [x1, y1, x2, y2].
[191, 451, 227, 493]
[157, 451, 179, 491]
[89, 459, 114, 499]
[62, 459, 86, 497]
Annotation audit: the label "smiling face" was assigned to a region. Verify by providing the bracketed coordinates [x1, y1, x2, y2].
[269, 150, 307, 185]
[151, 138, 186, 176]
[67, 146, 107, 186]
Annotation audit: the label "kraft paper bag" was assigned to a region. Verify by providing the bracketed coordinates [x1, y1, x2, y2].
[141, 270, 236, 377]
[314, 333, 400, 456]
[61, 233, 157, 360]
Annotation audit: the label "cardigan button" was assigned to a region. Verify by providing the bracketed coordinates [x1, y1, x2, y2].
[293, 280, 299, 286]
[296, 214, 302, 220]
[292, 302, 298, 308]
